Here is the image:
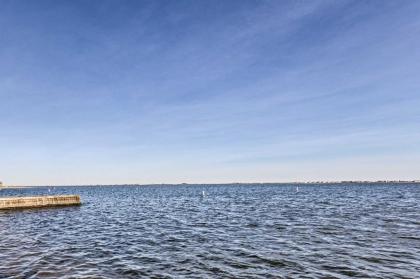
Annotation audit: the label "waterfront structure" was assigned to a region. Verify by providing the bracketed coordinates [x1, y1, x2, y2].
[0, 195, 81, 209]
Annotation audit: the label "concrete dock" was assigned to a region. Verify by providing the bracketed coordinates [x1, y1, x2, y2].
[0, 195, 81, 210]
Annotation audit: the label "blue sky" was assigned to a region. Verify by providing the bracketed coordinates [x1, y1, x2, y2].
[1, 0, 420, 185]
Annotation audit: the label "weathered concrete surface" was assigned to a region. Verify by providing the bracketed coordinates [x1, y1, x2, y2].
[0, 195, 81, 209]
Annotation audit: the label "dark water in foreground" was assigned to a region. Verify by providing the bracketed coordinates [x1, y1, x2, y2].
[0, 184, 419, 279]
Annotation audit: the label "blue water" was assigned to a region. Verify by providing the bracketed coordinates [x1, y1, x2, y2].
[1, 183, 419, 278]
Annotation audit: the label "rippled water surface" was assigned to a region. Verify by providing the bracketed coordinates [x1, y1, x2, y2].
[1, 184, 419, 278]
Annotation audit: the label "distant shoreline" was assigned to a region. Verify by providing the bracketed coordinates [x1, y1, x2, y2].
[1, 181, 420, 188]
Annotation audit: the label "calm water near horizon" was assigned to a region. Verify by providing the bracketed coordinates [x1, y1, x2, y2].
[0, 183, 419, 278]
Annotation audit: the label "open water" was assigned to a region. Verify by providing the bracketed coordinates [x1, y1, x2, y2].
[0, 183, 419, 278]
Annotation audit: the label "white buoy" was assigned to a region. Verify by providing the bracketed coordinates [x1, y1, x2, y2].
[296, 186, 299, 192]
[202, 190, 206, 197]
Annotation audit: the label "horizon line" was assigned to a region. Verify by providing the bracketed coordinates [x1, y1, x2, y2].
[2, 180, 420, 187]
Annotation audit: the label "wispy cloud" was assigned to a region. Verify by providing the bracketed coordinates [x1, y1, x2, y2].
[1, 0, 420, 184]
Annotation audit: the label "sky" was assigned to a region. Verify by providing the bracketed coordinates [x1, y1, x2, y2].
[1, 0, 420, 185]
